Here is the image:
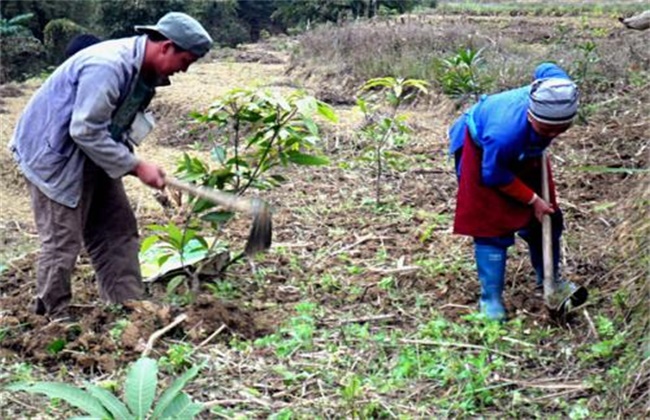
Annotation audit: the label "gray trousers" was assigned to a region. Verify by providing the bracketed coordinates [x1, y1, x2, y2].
[29, 161, 143, 316]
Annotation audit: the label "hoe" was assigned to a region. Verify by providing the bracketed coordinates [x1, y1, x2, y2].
[541, 153, 588, 320]
[165, 177, 272, 256]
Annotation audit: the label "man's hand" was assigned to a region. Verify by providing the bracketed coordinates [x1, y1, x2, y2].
[530, 194, 554, 222]
[133, 161, 165, 189]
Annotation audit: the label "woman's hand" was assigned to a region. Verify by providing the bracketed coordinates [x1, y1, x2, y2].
[530, 194, 555, 222]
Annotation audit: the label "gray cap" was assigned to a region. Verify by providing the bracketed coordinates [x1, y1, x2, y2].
[135, 12, 213, 57]
[528, 78, 579, 125]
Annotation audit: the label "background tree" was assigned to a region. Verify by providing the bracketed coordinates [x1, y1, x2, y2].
[99, 0, 190, 38]
[236, 0, 278, 42]
[196, 0, 250, 47]
[0, 0, 429, 83]
[1, 0, 99, 40]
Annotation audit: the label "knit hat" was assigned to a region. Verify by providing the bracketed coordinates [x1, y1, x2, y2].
[528, 78, 579, 125]
[135, 12, 213, 57]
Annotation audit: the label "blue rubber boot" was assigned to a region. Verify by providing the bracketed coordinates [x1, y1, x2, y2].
[474, 244, 507, 321]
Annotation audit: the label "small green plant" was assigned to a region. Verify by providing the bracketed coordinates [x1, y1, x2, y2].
[160, 343, 194, 373]
[573, 40, 600, 88]
[109, 319, 131, 342]
[139, 223, 230, 301]
[7, 357, 204, 419]
[356, 76, 428, 205]
[270, 408, 295, 420]
[340, 374, 364, 417]
[187, 88, 337, 194]
[568, 399, 591, 419]
[141, 89, 337, 283]
[10, 363, 35, 383]
[141, 223, 208, 274]
[254, 301, 319, 357]
[205, 279, 239, 300]
[434, 47, 492, 101]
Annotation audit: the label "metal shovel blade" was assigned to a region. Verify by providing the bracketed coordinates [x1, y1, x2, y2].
[546, 281, 589, 317]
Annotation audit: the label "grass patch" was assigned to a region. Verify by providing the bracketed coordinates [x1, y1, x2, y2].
[435, 1, 648, 17]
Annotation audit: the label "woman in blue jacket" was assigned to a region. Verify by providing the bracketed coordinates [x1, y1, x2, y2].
[448, 63, 580, 320]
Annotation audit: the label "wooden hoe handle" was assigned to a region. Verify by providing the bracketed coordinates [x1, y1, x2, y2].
[165, 177, 255, 214]
[541, 152, 557, 301]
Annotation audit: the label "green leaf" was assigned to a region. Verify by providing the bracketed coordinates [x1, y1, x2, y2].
[287, 152, 329, 166]
[151, 365, 202, 419]
[7, 382, 109, 418]
[166, 224, 185, 250]
[225, 156, 250, 167]
[211, 146, 227, 165]
[86, 384, 134, 420]
[303, 118, 319, 136]
[159, 392, 204, 420]
[125, 357, 158, 419]
[295, 96, 316, 116]
[316, 101, 338, 122]
[361, 77, 394, 90]
[156, 254, 173, 268]
[146, 224, 167, 233]
[192, 235, 209, 251]
[47, 338, 66, 354]
[192, 198, 216, 214]
[140, 235, 160, 254]
[270, 174, 288, 183]
[166, 275, 187, 296]
[200, 211, 235, 224]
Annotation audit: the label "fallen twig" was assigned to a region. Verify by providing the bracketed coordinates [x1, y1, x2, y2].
[203, 398, 263, 408]
[500, 336, 535, 348]
[315, 234, 379, 264]
[195, 323, 227, 350]
[204, 389, 277, 410]
[531, 388, 588, 401]
[320, 314, 396, 326]
[6, 395, 39, 412]
[366, 266, 420, 275]
[399, 338, 521, 361]
[329, 234, 378, 256]
[438, 303, 473, 311]
[582, 308, 599, 340]
[142, 313, 188, 358]
[499, 377, 591, 390]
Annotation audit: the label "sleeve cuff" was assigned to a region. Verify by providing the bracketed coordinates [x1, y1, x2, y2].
[498, 177, 536, 204]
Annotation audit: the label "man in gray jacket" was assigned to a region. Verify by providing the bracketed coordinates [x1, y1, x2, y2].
[10, 12, 213, 320]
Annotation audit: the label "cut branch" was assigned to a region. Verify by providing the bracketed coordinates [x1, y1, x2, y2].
[141, 313, 188, 357]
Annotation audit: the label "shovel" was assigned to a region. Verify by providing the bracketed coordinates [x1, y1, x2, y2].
[165, 177, 272, 256]
[541, 153, 588, 318]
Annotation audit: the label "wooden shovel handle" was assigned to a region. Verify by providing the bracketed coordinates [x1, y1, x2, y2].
[541, 153, 557, 300]
[165, 177, 254, 214]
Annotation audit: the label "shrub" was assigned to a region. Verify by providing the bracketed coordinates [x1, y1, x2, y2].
[0, 12, 33, 37]
[433, 47, 493, 102]
[0, 35, 47, 83]
[43, 18, 87, 64]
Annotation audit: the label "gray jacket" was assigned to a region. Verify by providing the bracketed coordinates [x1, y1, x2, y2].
[9, 36, 148, 208]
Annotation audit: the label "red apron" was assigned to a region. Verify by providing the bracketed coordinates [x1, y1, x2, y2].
[453, 130, 557, 237]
